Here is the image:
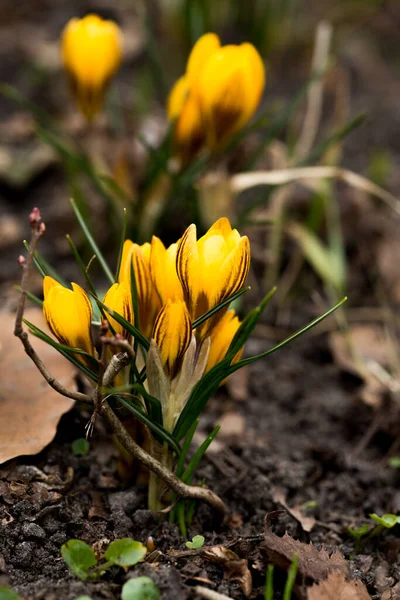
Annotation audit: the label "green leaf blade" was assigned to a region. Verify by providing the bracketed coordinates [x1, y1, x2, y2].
[61, 540, 97, 581]
[104, 539, 147, 567]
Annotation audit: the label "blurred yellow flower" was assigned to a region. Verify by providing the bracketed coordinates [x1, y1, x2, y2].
[167, 32, 265, 160]
[61, 14, 122, 120]
[150, 236, 184, 305]
[43, 276, 93, 355]
[177, 217, 250, 331]
[119, 240, 161, 338]
[206, 309, 242, 373]
[152, 299, 192, 378]
[103, 281, 133, 338]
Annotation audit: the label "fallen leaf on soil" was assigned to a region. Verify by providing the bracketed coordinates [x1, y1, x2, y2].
[329, 325, 400, 407]
[272, 488, 316, 532]
[218, 412, 246, 439]
[0, 307, 75, 464]
[225, 366, 249, 401]
[263, 514, 348, 582]
[203, 546, 252, 597]
[381, 582, 400, 600]
[307, 572, 372, 599]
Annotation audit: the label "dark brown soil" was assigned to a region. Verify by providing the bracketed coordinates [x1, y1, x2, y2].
[1, 330, 399, 599]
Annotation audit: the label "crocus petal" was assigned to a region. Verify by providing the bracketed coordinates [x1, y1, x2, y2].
[206, 309, 242, 373]
[152, 299, 192, 378]
[61, 14, 122, 120]
[103, 281, 133, 337]
[177, 219, 250, 329]
[151, 236, 184, 305]
[186, 33, 221, 87]
[43, 276, 93, 355]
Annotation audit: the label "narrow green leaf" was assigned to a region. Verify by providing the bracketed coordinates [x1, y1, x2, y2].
[66, 235, 98, 298]
[225, 287, 276, 361]
[192, 286, 251, 330]
[70, 198, 115, 285]
[283, 553, 298, 600]
[61, 540, 97, 581]
[176, 419, 199, 478]
[181, 425, 220, 483]
[115, 208, 127, 280]
[23, 241, 68, 286]
[236, 297, 347, 368]
[104, 539, 147, 567]
[95, 298, 150, 351]
[131, 383, 163, 426]
[14, 285, 43, 308]
[23, 318, 99, 382]
[264, 565, 274, 600]
[113, 395, 181, 456]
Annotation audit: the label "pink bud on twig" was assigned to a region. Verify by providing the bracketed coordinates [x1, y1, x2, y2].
[29, 207, 41, 224]
[17, 255, 26, 266]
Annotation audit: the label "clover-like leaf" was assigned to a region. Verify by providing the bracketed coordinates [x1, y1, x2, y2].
[370, 513, 400, 528]
[185, 535, 205, 549]
[121, 577, 160, 600]
[61, 539, 97, 581]
[0, 587, 21, 600]
[104, 538, 147, 567]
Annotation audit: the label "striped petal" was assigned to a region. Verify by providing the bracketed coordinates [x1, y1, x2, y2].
[152, 299, 192, 378]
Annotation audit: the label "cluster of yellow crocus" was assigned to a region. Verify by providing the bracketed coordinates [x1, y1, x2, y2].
[42, 218, 249, 431]
[61, 14, 122, 120]
[168, 33, 265, 162]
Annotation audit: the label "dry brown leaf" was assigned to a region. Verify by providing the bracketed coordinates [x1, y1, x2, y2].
[0, 307, 75, 464]
[263, 515, 348, 582]
[203, 546, 252, 597]
[272, 488, 316, 532]
[307, 572, 372, 599]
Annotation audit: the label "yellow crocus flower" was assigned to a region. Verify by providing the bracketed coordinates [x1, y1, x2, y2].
[152, 299, 192, 378]
[119, 240, 161, 338]
[43, 276, 93, 355]
[167, 33, 265, 159]
[205, 309, 243, 374]
[150, 236, 184, 305]
[103, 281, 133, 338]
[61, 14, 122, 120]
[177, 217, 250, 330]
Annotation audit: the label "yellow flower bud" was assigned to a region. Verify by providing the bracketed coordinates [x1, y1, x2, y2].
[177, 217, 250, 330]
[152, 299, 192, 379]
[167, 33, 265, 159]
[43, 276, 93, 355]
[118, 240, 161, 338]
[61, 14, 122, 120]
[206, 309, 242, 373]
[150, 236, 184, 305]
[103, 281, 133, 337]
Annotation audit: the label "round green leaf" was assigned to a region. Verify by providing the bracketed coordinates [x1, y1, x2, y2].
[0, 587, 21, 600]
[104, 539, 147, 567]
[72, 438, 90, 456]
[370, 513, 398, 528]
[61, 540, 97, 580]
[185, 535, 205, 549]
[74, 597, 93, 600]
[122, 577, 160, 600]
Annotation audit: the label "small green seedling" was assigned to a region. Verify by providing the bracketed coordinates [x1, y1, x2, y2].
[62, 538, 147, 581]
[0, 588, 21, 600]
[75, 597, 93, 600]
[388, 456, 400, 469]
[185, 535, 205, 549]
[265, 553, 298, 600]
[348, 524, 371, 552]
[122, 577, 160, 600]
[72, 438, 90, 456]
[370, 513, 400, 532]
